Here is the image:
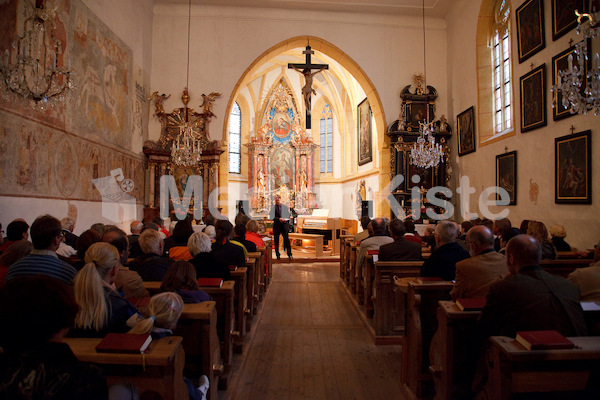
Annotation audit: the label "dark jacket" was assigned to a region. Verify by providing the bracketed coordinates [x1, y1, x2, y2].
[378, 237, 422, 261]
[420, 241, 470, 281]
[211, 241, 246, 271]
[129, 253, 174, 281]
[190, 252, 231, 281]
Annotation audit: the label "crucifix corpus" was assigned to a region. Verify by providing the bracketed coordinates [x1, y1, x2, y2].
[288, 45, 328, 129]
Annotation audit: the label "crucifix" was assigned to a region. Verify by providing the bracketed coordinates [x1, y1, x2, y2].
[288, 45, 328, 129]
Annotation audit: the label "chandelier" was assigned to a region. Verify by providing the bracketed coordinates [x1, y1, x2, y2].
[551, 7, 600, 116]
[171, 0, 203, 166]
[0, 0, 74, 109]
[409, 0, 444, 169]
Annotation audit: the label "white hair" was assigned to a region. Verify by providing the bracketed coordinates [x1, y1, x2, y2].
[139, 229, 162, 255]
[188, 232, 212, 256]
[61, 217, 75, 231]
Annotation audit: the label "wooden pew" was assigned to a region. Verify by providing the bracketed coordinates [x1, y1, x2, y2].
[372, 261, 423, 342]
[65, 336, 188, 400]
[484, 336, 600, 400]
[401, 281, 454, 400]
[339, 235, 354, 280]
[288, 232, 324, 257]
[342, 238, 354, 285]
[246, 253, 261, 316]
[254, 247, 267, 302]
[540, 258, 593, 278]
[263, 237, 273, 289]
[348, 244, 358, 293]
[230, 267, 248, 353]
[176, 301, 223, 400]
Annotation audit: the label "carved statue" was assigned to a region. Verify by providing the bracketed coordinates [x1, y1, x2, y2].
[290, 65, 327, 113]
[199, 92, 222, 117]
[300, 168, 308, 191]
[147, 91, 171, 116]
[257, 167, 266, 191]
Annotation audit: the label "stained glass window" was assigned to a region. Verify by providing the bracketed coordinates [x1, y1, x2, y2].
[228, 102, 241, 174]
[320, 104, 333, 173]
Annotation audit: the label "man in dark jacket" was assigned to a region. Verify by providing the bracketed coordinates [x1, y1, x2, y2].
[378, 219, 421, 261]
[420, 220, 469, 281]
[129, 229, 173, 281]
[269, 195, 292, 260]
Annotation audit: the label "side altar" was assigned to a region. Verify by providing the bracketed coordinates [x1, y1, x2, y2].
[246, 83, 318, 216]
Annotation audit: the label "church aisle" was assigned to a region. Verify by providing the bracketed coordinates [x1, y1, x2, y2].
[224, 262, 404, 400]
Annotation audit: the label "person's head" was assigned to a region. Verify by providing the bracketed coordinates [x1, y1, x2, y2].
[90, 223, 105, 236]
[479, 218, 494, 231]
[500, 227, 522, 249]
[75, 229, 101, 260]
[274, 195, 281, 205]
[234, 223, 247, 239]
[403, 218, 416, 234]
[152, 216, 165, 228]
[6, 220, 29, 241]
[434, 221, 458, 246]
[139, 229, 163, 256]
[102, 226, 129, 264]
[61, 217, 75, 232]
[367, 221, 374, 236]
[129, 292, 184, 334]
[203, 225, 216, 240]
[235, 212, 250, 228]
[506, 234, 541, 274]
[203, 214, 215, 227]
[549, 224, 567, 239]
[130, 220, 143, 235]
[423, 225, 435, 236]
[142, 222, 159, 233]
[519, 220, 530, 235]
[0, 275, 79, 351]
[160, 260, 199, 292]
[214, 219, 234, 244]
[0, 239, 33, 267]
[388, 219, 406, 239]
[526, 221, 549, 244]
[246, 219, 259, 234]
[493, 218, 511, 236]
[30, 214, 63, 251]
[74, 242, 121, 331]
[188, 232, 213, 256]
[360, 216, 371, 230]
[172, 219, 194, 243]
[465, 225, 495, 256]
[460, 221, 474, 235]
[371, 218, 387, 236]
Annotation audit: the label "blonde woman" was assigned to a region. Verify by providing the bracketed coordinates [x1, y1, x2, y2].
[526, 221, 557, 260]
[130, 292, 209, 400]
[71, 242, 141, 337]
[549, 224, 572, 252]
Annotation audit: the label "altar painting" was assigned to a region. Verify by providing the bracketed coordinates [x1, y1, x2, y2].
[270, 147, 294, 191]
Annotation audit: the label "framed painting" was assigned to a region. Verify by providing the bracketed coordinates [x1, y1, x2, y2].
[496, 151, 517, 205]
[552, 0, 585, 40]
[358, 97, 372, 166]
[552, 42, 590, 120]
[406, 162, 435, 191]
[516, 0, 545, 63]
[520, 64, 547, 132]
[457, 106, 476, 156]
[555, 130, 591, 204]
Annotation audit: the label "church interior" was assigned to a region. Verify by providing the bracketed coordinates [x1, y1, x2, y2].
[1, 0, 600, 399]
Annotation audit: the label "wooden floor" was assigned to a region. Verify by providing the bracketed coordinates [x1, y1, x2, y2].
[221, 261, 404, 400]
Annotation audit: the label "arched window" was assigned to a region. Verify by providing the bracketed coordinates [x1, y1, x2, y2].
[492, 0, 512, 134]
[228, 102, 241, 174]
[320, 103, 333, 173]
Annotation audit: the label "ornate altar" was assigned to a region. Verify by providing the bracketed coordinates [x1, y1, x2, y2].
[143, 89, 224, 220]
[387, 81, 451, 221]
[246, 82, 318, 216]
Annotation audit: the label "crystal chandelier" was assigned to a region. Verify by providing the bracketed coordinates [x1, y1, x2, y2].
[551, 7, 600, 116]
[0, 0, 74, 109]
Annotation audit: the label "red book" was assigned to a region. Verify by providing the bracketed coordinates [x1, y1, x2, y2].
[456, 297, 486, 311]
[367, 250, 379, 255]
[515, 330, 575, 350]
[95, 333, 152, 354]
[197, 278, 223, 287]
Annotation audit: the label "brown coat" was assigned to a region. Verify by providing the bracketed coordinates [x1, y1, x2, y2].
[450, 250, 507, 300]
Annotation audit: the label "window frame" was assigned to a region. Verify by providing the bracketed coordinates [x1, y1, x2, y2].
[228, 102, 242, 174]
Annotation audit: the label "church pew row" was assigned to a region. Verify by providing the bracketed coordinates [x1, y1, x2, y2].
[143, 280, 236, 390]
[230, 267, 248, 353]
[540, 258, 593, 278]
[64, 336, 188, 400]
[254, 247, 268, 301]
[245, 253, 261, 316]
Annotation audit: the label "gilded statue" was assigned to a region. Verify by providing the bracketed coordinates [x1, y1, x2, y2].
[147, 91, 171, 116]
[200, 92, 222, 117]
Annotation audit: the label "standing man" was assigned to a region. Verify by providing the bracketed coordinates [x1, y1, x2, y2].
[270, 195, 293, 260]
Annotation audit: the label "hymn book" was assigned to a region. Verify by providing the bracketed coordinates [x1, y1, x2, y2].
[197, 278, 224, 287]
[515, 330, 575, 350]
[456, 297, 486, 311]
[95, 333, 152, 354]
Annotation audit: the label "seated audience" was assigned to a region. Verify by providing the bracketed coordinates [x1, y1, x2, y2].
[164, 219, 194, 260]
[353, 216, 372, 243]
[102, 225, 148, 298]
[450, 225, 507, 300]
[0, 219, 29, 254]
[153, 216, 170, 239]
[129, 229, 173, 281]
[73, 229, 102, 270]
[0, 239, 33, 288]
[160, 260, 212, 303]
[128, 292, 210, 400]
[568, 241, 600, 301]
[498, 227, 521, 255]
[71, 242, 142, 338]
[212, 219, 246, 271]
[234, 211, 250, 228]
[203, 225, 216, 241]
[90, 222, 106, 236]
[420, 220, 469, 281]
[202, 214, 216, 229]
[458, 220, 473, 241]
[56, 232, 77, 258]
[233, 223, 257, 253]
[421, 225, 436, 249]
[188, 232, 231, 280]
[6, 214, 77, 284]
[0, 275, 112, 399]
[61, 216, 79, 249]
[519, 219, 530, 235]
[527, 220, 557, 259]
[378, 218, 421, 261]
[245, 219, 265, 248]
[128, 220, 143, 258]
[403, 219, 424, 245]
[550, 224, 572, 252]
[357, 218, 393, 278]
[492, 217, 511, 251]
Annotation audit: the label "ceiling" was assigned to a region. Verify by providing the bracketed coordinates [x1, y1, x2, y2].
[154, 0, 452, 18]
